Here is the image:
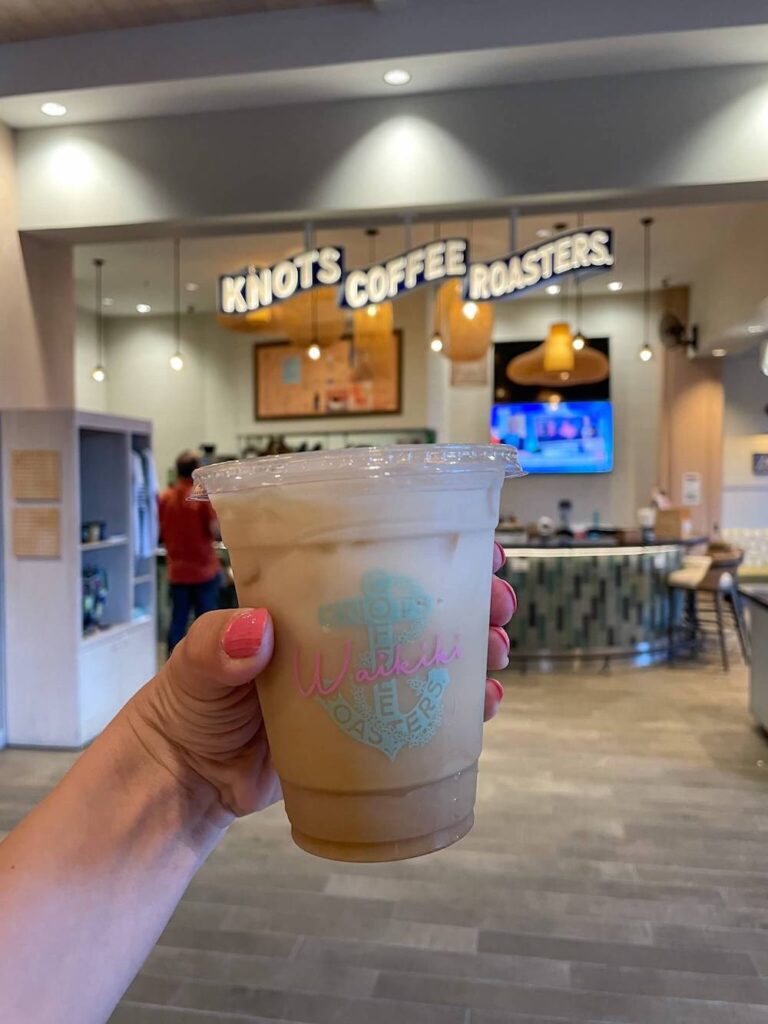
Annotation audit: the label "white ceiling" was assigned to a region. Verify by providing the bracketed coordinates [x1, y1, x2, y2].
[74, 200, 768, 358]
[6, 26, 768, 128]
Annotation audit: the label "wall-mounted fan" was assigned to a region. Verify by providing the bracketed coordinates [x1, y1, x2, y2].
[659, 311, 698, 352]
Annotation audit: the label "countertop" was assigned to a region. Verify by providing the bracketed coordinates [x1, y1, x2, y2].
[740, 584, 768, 610]
[495, 536, 709, 551]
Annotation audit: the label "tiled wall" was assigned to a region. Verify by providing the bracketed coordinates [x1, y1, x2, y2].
[500, 548, 683, 655]
[722, 528, 768, 568]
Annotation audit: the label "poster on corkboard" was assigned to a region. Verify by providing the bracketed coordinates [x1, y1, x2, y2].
[254, 332, 402, 419]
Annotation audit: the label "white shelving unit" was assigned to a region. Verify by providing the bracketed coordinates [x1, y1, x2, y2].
[0, 410, 157, 747]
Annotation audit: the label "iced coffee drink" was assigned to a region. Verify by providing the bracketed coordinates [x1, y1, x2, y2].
[193, 445, 521, 862]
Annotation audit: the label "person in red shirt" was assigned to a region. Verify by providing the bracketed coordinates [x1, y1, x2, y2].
[159, 450, 221, 652]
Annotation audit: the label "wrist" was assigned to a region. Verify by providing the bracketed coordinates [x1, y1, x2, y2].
[110, 706, 233, 855]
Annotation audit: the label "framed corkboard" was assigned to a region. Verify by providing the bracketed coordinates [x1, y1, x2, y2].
[12, 450, 60, 501]
[254, 331, 402, 420]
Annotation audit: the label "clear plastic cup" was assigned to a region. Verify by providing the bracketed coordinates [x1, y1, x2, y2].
[193, 444, 522, 862]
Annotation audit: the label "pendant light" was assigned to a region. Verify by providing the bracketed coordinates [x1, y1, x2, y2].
[91, 258, 106, 382]
[170, 238, 184, 371]
[572, 213, 586, 351]
[638, 217, 654, 362]
[507, 266, 608, 387]
[429, 221, 444, 353]
[542, 222, 574, 369]
[436, 219, 494, 362]
[280, 223, 345, 354]
[353, 227, 394, 346]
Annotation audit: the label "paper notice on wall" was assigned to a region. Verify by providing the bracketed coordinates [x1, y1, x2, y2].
[681, 471, 702, 507]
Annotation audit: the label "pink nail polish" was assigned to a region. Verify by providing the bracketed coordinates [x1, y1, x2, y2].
[493, 541, 505, 566]
[222, 609, 269, 659]
[487, 678, 504, 701]
[500, 578, 518, 615]
[490, 625, 511, 652]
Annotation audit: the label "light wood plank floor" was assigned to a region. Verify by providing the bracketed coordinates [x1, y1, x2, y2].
[2, 662, 768, 1023]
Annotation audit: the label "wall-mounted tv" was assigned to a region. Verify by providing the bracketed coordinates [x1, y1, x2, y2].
[492, 338, 613, 475]
[491, 399, 614, 474]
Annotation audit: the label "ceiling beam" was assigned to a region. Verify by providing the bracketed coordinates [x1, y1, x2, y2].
[2, 0, 768, 97]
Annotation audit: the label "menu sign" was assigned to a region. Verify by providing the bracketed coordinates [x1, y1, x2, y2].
[218, 228, 614, 314]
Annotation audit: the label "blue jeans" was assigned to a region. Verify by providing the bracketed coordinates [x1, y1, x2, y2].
[168, 575, 220, 653]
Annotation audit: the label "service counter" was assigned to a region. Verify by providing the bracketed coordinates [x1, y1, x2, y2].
[497, 541, 689, 668]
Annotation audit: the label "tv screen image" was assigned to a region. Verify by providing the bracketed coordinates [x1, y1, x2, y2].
[491, 400, 614, 474]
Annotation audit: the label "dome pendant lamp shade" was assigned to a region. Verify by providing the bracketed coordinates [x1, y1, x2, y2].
[507, 332, 609, 387]
[435, 280, 494, 362]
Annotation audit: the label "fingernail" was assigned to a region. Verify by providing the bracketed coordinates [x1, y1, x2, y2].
[493, 541, 505, 565]
[222, 609, 269, 659]
[490, 625, 511, 652]
[500, 578, 518, 615]
[488, 678, 504, 702]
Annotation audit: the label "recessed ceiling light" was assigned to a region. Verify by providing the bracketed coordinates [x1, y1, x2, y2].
[607, 281, 623, 292]
[136, 303, 151, 314]
[536, 228, 552, 239]
[41, 101, 67, 117]
[545, 284, 561, 296]
[102, 297, 114, 307]
[383, 69, 411, 86]
[712, 348, 727, 358]
[748, 324, 764, 334]
[185, 282, 199, 292]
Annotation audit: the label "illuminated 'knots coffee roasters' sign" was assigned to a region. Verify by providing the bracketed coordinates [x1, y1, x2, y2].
[218, 228, 614, 314]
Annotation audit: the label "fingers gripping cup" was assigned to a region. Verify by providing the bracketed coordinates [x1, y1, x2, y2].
[193, 445, 522, 862]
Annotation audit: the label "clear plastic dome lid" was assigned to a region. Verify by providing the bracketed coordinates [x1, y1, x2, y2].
[191, 444, 523, 498]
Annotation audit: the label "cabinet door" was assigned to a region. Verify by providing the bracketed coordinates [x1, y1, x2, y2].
[119, 621, 157, 705]
[79, 640, 122, 743]
[79, 622, 157, 743]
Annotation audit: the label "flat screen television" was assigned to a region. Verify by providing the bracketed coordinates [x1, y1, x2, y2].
[491, 399, 614, 474]
[492, 337, 613, 475]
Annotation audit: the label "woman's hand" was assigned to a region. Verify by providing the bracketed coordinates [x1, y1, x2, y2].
[124, 543, 517, 823]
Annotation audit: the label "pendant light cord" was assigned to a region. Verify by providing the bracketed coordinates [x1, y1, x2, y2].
[575, 212, 583, 332]
[642, 217, 653, 347]
[93, 258, 104, 366]
[366, 227, 378, 265]
[173, 238, 181, 355]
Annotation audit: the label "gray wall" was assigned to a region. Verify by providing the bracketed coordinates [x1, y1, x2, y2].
[17, 64, 768, 234]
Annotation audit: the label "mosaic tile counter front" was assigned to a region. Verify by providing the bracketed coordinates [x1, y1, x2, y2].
[499, 545, 684, 664]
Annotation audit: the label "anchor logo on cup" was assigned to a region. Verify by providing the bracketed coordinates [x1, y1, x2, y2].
[292, 570, 462, 759]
